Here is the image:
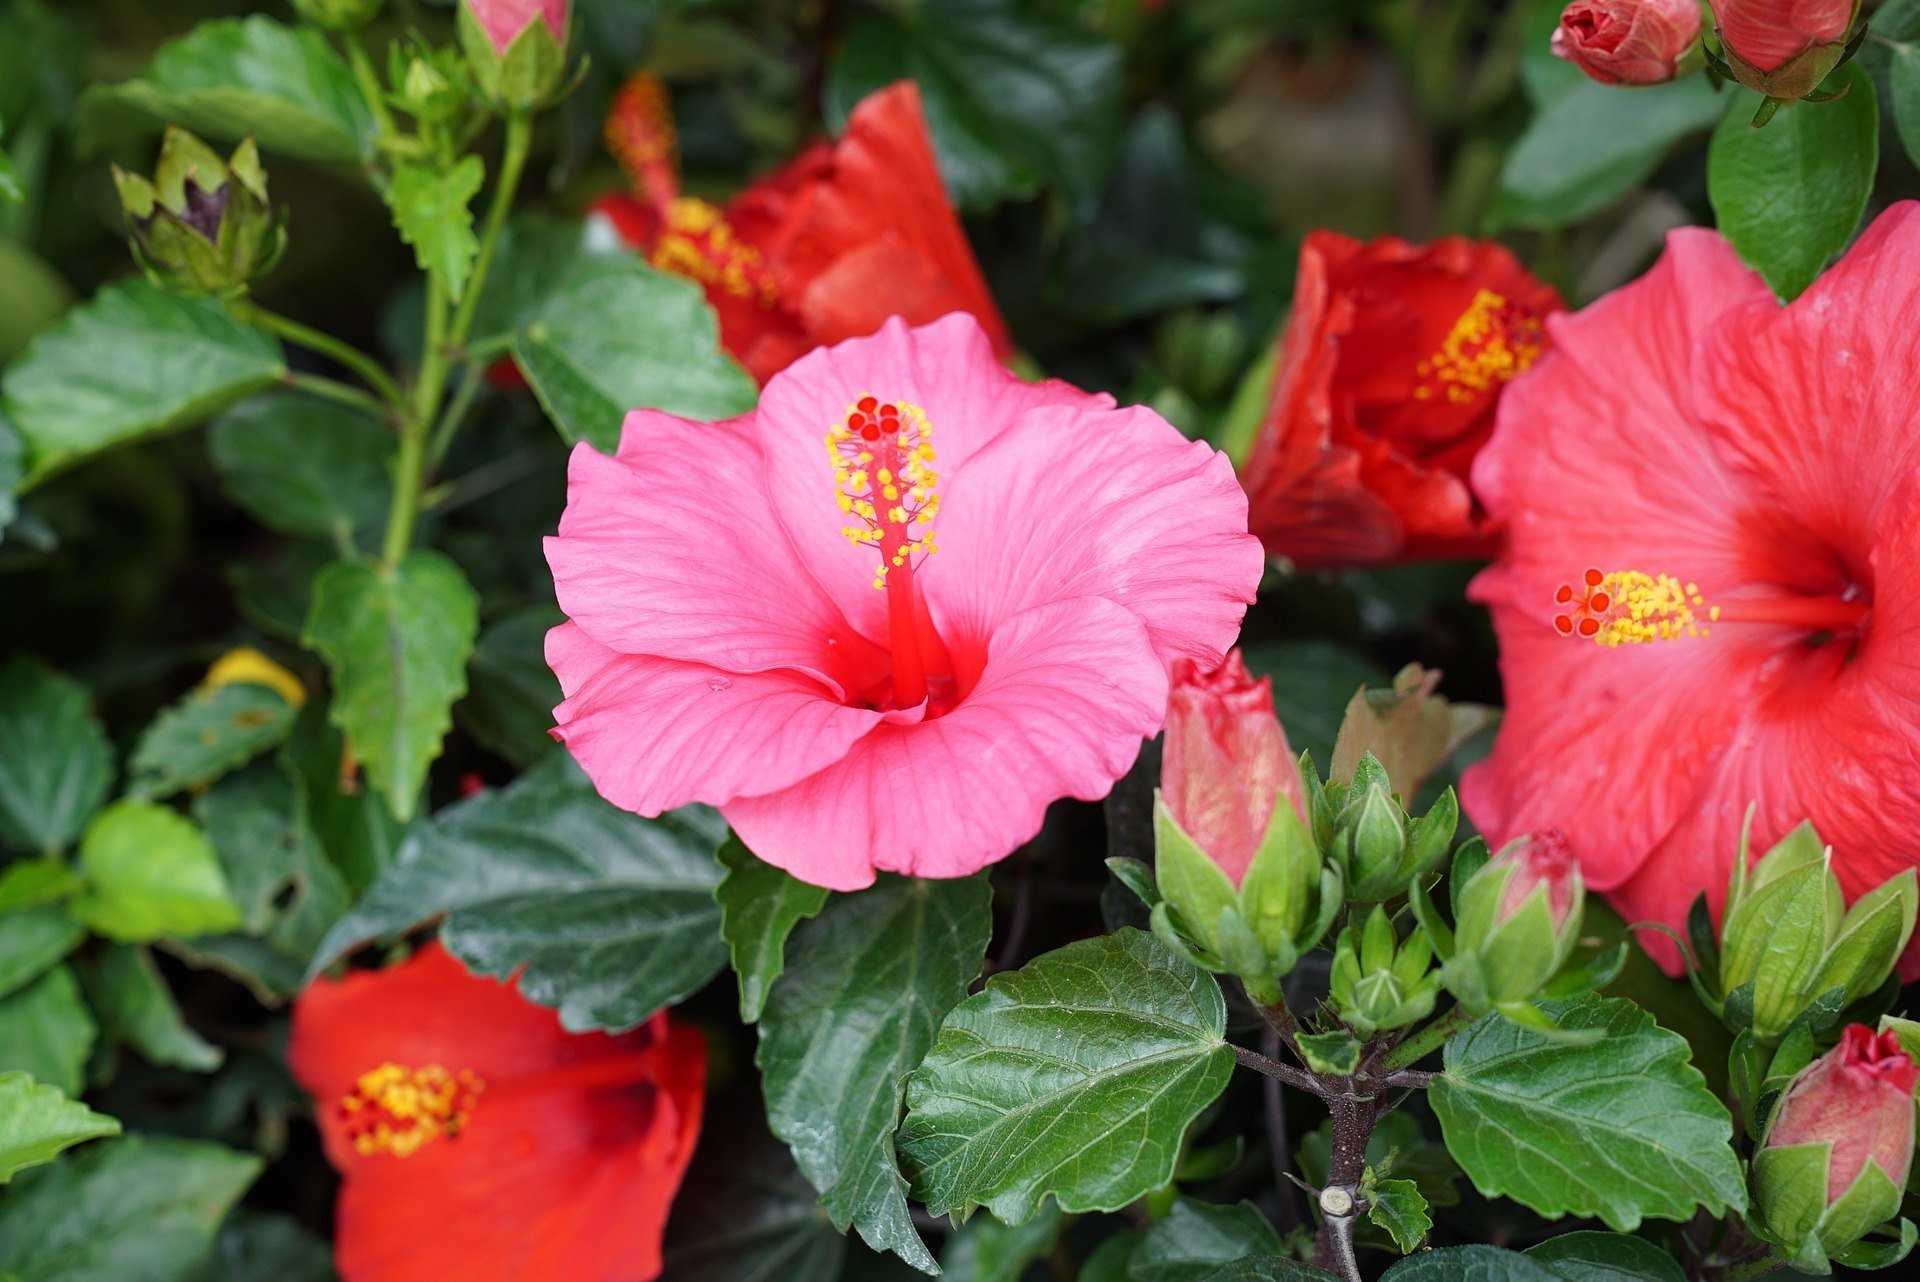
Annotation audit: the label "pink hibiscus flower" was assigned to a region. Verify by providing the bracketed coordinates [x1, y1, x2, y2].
[1464, 203, 1920, 970]
[545, 315, 1263, 890]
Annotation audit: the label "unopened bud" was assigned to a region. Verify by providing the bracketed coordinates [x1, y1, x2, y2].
[1441, 831, 1584, 1015]
[112, 128, 283, 297]
[1552, 0, 1701, 86]
[1709, 0, 1860, 103]
[1330, 906, 1439, 1036]
[459, 0, 572, 111]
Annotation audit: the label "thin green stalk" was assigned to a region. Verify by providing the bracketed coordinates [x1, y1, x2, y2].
[1715, 1252, 1786, 1282]
[427, 361, 486, 470]
[231, 299, 407, 411]
[448, 112, 532, 350]
[1380, 1004, 1475, 1072]
[345, 33, 399, 148]
[287, 371, 390, 419]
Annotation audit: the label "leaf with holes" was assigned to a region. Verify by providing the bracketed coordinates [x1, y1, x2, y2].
[900, 929, 1235, 1225]
[1430, 996, 1745, 1231]
[127, 683, 298, 801]
[310, 755, 727, 1032]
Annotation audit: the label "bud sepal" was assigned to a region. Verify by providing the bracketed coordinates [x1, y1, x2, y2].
[1330, 906, 1441, 1036]
[112, 128, 284, 298]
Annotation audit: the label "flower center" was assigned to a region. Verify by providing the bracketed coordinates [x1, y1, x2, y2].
[1553, 567, 1871, 647]
[606, 71, 677, 208]
[826, 396, 941, 707]
[338, 1062, 484, 1158]
[1414, 289, 1546, 405]
[649, 198, 778, 306]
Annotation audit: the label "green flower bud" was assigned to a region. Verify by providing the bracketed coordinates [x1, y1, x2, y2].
[291, 0, 384, 29]
[459, 0, 572, 112]
[112, 129, 284, 297]
[1717, 823, 1917, 1044]
[1752, 1024, 1916, 1268]
[1330, 906, 1439, 1036]
[1337, 781, 1407, 901]
[1440, 831, 1584, 1015]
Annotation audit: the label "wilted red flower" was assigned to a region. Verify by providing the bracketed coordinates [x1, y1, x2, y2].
[1551, 0, 1702, 85]
[1239, 232, 1563, 570]
[290, 943, 704, 1282]
[1764, 1025, 1918, 1201]
[591, 76, 1012, 384]
[1463, 204, 1920, 973]
[1161, 650, 1304, 886]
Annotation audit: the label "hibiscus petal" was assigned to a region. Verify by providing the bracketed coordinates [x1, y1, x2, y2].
[547, 622, 881, 814]
[1694, 203, 1920, 564]
[726, 596, 1169, 890]
[753, 314, 1113, 634]
[545, 411, 877, 687]
[921, 402, 1263, 675]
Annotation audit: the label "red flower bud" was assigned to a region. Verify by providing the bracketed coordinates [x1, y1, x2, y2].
[1710, 0, 1854, 74]
[1551, 0, 1702, 85]
[1766, 1025, 1918, 1202]
[464, 0, 568, 56]
[1494, 830, 1579, 930]
[1162, 650, 1304, 886]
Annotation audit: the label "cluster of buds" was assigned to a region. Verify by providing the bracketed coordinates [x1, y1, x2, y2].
[1704, 822, 1917, 1046]
[1425, 832, 1587, 1020]
[1750, 1025, 1919, 1270]
[458, 0, 573, 112]
[1148, 653, 1341, 1003]
[112, 128, 284, 298]
[1330, 906, 1440, 1036]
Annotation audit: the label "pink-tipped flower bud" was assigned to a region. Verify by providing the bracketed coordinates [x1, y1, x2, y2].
[1161, 651, 1301, 887]
[1552, 0, 1703, 85]
[1494, 829, 1580, 931]
[1441, 831, 1586, 1014]
[1754, 1025, 1917, 1262]
[466, 0, 568, 56]
[458, 0, 571, 109]
[1709, 0, 1860, 101]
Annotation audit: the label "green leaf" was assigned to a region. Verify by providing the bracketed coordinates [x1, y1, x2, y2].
[310, 755, 728, 1032]
[457, 605, 564, 769]
[716, 835, 831, 1022]
[0, 909, 82, 1000]
[127, 682, 298, 801]
[1707, 67, 1879, 301]
[0, 862, 82, 916]
[72, 802, 243, 943]
[900, 929, 1235, 1224]
[194, 762, 350, 979]
[1295, 1029, 1361, 1076]
[1381, 1247, 1562, 1282]
[759, 874, 994, 1272]
[827, 0, 1123, 210]
[0, 1074, 118, 1184]
[1364, 1178, 1430, 1254]
[941, 1203, 1068, 1282]
[2, 280, 285, 486]
[1193, 1264, 1334, 1282]
[0, 967, 94, 1096]
[662, 1104, 848, 1282]
[0, 143, 18, 207]
[182, 1212, 336, 1282]
[280, 700, 409, 895]
[0, 659, 113, 854]
[388, 158, 484, 303]
[77, 16, 374, 163]
[0, 1134, 261, 1282]
[507, 252, 757, 450]
[1130, 1198, 1282, 1282]
[303, 550, 480, 822]
[1430, 995, 1745, 1231]
[81, 945, 222, 1072]
[1525, 1232, 1687, 1281]
[209, 393, 392, 549]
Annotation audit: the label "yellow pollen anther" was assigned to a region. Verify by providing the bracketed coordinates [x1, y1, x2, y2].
[338, 1062, 484, 1158]
[827, 396, 940, 588]
[649, 198, 778, 306]
[1413, 289, 1546, 405]
[1552, 569, 1711, 647]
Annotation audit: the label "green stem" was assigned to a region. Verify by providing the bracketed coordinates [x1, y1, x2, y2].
[1381, 1004, 1475, 1072]
[230, 299, 406, 411]
[378, 112, 532, 569]
[345, 33, 399, 150]
[1715, 1252, 1785, 1282]
[427, 361, 486, 470]
[287, 372, 390, 419]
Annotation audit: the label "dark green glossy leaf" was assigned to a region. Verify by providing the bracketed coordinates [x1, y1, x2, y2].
[303, 550, 480, 822]
[0, 659, 113, 855]
[209, 393, 392, 550]
[0, 1073, 118, 1185]
[72, 802, 243, 943]
[1131, 1198, 1281, 1282]
[1240, 642, 1386, 769]
[457, 605, 564, 769]
[900, 929, 1234, 1224]
[941, 1203, 1067, 1282]
[78, 16, 374, 163]
[0, 1134, 261, 1282]
[1430, 995, 1745, 1231]
[716, 835, 831, 1022]
[183, 1212, 336, 1282]
[1525, 1232, 1687, 1281]
[662, 1102, 847, 1282]
[760, 874, 994, 1273]
[0, 967, 92, 1096]
[2, 281, 284, 486]
[127, 682, 298, 801]
[1381, 1247, 1562, 1282]
[195, 762, 349, 973]
[310, 755, 727, 1032]
[1707, 67, 1879, 300]
[0, 909, 82, 1000]
[80, 945, 221, 1072]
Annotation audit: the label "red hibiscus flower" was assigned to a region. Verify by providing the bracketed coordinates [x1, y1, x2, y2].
[1463, 204, 1920, 972]
[1239, 232, 1563, 570]
[591, 75, 1013, 384]
[289, 943, 705, 1282]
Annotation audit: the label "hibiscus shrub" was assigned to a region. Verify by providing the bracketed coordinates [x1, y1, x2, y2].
[7, 2, 1920, 1281]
